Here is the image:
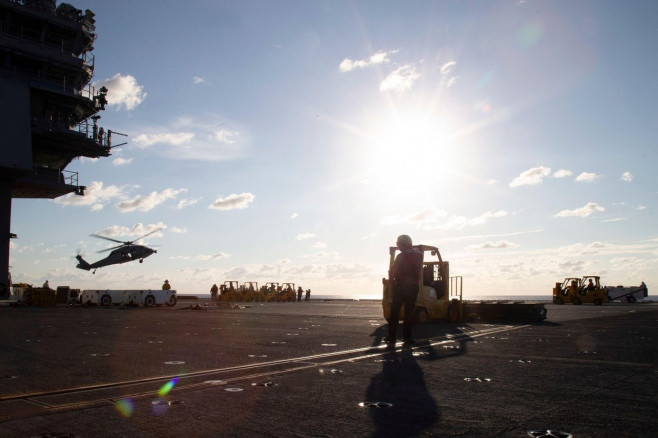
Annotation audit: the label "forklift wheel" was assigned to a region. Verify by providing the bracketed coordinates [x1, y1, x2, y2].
[415, 308, 428, 324]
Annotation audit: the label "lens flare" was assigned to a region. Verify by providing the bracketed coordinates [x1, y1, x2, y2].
[158, 377, 179, 397]
[115, 398, 134, 417]
[517, 20, 544, 49]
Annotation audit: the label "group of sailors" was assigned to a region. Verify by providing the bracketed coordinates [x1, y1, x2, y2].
[210, 283, 311, 302]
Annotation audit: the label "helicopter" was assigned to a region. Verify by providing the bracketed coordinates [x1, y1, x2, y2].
[76, 229, 160, 274]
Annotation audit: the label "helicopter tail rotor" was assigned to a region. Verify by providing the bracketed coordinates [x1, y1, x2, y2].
[75, 255, 91, 271]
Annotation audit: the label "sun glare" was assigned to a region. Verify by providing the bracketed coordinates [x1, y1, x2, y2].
[363, 112, 464, 188]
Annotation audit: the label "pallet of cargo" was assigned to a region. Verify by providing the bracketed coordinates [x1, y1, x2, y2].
[463, 301, 548, 322]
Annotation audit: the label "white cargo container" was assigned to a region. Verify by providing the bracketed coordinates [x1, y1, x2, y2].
[81, 289, 177, 307]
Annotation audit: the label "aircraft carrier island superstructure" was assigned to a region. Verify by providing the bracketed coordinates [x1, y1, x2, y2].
[0, 0, 116, 299]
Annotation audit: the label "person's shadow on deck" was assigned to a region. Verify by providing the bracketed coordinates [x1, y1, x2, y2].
[366, 323, 474, 437]
[365, 345, 438, 437]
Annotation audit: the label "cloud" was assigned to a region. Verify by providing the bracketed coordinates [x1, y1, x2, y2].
[467, 240, 519, 250]
[171, 253, 230, 261]
[116, 188, 187, 213]
[209, 192, 255, 210]
[381, 207, 446, 226]
[380, 65, 420, 94]
[53, 180, 124, 211]
[132, 132, 195, 149]
[440, 61, 459, 87]
[132, 115, 247, 161]
[621, 171, 633, 182]
[177, 197, 201, 209]
[486, 179, 498, 185]
[290, 213, 299, 219]
[444, 76, 458, 87]
[552, 169, 572, 178]
[96, 222, 166, 239]
[382, 207, 508, 230]
[313, 241, 327, 249]
[296, 232, 316, 241]
[509, 166, 551, 187]
[214, 129, 240, 144]
[634, 205, 646, 211]
[112, 157, 132, 166]
[554, 202, 605, 218]
[309, 251, 340, 260]
[557, 259, 585, 270]
[169, 227, 187, 234]
[575, 172, 600, 183]
[193, 76, 205, 84]
[339, 50, 396, 72]
[440, 210, 508, 230]
[440, 61, 457, 75]
[94, 73, 146, 110]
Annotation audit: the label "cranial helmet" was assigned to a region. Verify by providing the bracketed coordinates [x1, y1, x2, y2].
[396, 234, 412, 247]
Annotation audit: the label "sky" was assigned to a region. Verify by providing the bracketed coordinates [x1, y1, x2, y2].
[9, 0, 658, 298]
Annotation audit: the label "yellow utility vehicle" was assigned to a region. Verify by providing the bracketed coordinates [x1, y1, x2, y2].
[552, 277, 580, 304]
[241, 282, 258, 301]
[553, 276, 608, 305]
[279, 283, 296, 302]
[382, 244, 463, 323]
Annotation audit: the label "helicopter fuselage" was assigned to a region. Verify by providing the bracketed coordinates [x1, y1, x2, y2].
[76, 245, 156, 272]
[76, 229, 161, 273]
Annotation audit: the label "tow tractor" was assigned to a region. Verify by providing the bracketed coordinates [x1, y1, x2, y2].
[80, 289, 177, 307]
[382, 244, 547, 323]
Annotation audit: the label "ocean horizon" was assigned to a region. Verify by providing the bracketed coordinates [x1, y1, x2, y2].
[178, 293, 655, 302]
[180, 293, 556, 301]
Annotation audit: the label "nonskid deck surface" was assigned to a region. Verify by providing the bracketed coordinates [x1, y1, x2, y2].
[0, 301, 656, 437]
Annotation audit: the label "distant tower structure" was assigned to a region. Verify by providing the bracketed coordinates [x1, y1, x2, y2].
[0, 0, 116, 299]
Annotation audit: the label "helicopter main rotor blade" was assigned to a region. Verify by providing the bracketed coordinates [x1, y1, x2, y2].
[91, 233, 127, 245]
[135, 228, 162, 242]
[97, 244, 127, 253]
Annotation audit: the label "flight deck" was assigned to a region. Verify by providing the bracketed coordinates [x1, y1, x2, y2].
[0, 300, 656, 437]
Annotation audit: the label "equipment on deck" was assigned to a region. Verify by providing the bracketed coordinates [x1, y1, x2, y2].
[553, 276, 621, 305]
[383, 244, 462, 323]
[80, 289, 177, 307]
[382, 244, 547, 323]
[604, 282, 648, 303]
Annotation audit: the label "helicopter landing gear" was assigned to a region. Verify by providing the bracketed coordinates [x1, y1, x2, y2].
[93, 269, 97, 274]
[139, 259, 143, 263]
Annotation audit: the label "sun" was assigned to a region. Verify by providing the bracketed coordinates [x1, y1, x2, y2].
[361, 110, 465, 190]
